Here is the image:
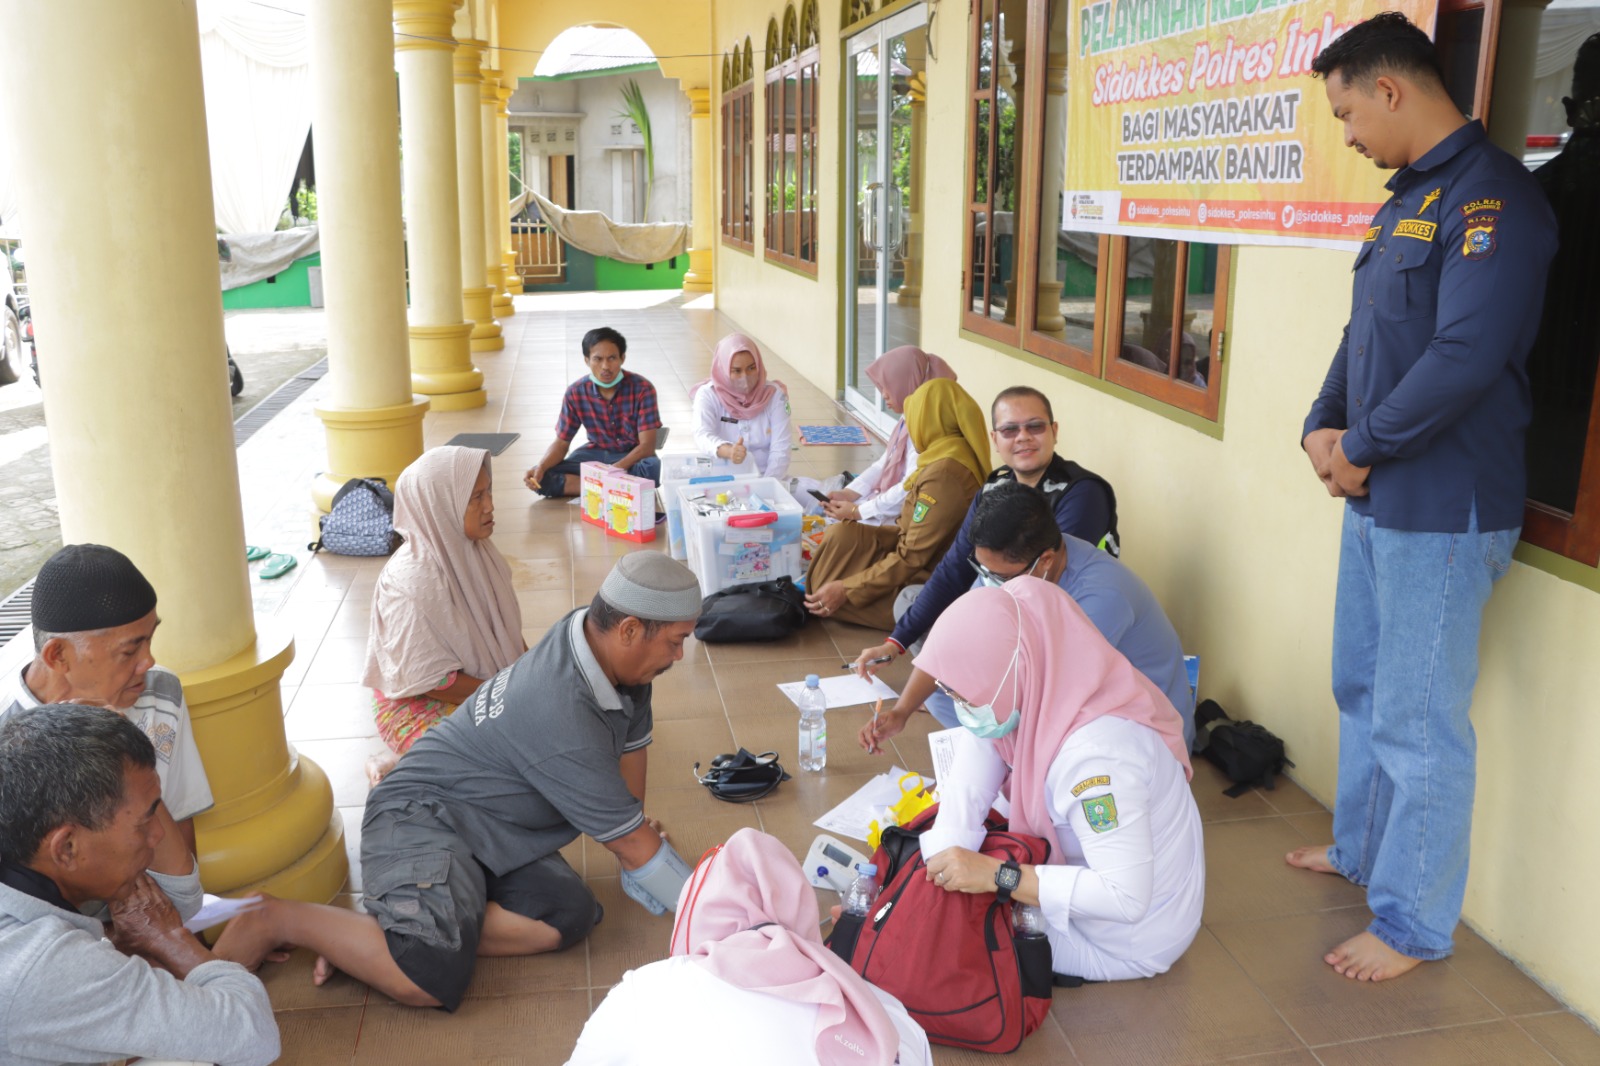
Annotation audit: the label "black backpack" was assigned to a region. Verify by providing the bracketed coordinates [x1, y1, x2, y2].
[693, 576, 809, 643]
[1195, 699, 1294, 796]
[309, 478, 401, 556]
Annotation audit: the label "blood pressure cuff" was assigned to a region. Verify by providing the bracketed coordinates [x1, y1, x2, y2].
[620, 838, 693, 916]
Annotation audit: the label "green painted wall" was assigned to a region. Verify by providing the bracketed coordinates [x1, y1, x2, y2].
[221, 253, 321, 310]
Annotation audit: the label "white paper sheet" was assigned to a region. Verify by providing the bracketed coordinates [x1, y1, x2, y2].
[778, 673, 897, 710]
[812, 766, 913, 842]
[926, 727, 964, 784]
[182, 893, 263, 933]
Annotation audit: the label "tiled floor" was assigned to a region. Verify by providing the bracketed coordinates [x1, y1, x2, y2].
[237, 290, 1600, 1064]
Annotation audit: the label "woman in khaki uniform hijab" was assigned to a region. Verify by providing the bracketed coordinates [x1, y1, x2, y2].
[804, 379, 991, 629]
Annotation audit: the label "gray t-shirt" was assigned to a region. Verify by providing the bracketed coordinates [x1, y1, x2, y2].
[368, 608, 653, 876]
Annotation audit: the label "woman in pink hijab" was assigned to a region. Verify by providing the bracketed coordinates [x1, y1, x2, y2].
[568, 828, 931, 1066]
[824, 346, 957, 526]
[913, 578, 1205, 982]
[692, 332, 793, 478]
[362, 446, 525, 784]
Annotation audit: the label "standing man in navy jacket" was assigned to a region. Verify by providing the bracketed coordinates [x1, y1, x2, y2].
[1290, 13, 1557, 982]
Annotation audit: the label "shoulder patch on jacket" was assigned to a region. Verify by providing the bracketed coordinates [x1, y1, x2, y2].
[1071, 774, 1111, 797]
[1083, 794, 1120, 833]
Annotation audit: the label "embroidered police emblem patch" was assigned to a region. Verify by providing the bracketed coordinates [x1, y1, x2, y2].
[1463, 222, 1497, 259]
[1083, 794, 1120, 833]
[912, 501, 930, 523]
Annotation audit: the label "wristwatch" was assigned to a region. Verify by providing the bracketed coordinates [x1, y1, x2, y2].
[994, 859, 1022, 902]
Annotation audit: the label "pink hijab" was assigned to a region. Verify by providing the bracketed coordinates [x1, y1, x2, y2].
[363, 446, 524, 698]
[693, 332, 783, 420]
[670, 829, 899, 1065]
[864, 346, 957, 494]
[914, 578, 1192, 856]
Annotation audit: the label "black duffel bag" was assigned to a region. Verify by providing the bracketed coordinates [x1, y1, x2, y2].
[1195, 698, 1295, 797]
[693, 576, 809, 643]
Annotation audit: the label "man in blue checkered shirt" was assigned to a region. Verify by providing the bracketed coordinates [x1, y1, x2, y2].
[524, 326, 664, 497]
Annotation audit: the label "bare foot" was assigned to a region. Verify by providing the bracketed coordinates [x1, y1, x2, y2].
[211, 899, 285, 972]
[1285, 844, 1340, 875]
[1325, 931, 1424, 981]
[313, 955, 337, 986]
[365, 750, 399, 788]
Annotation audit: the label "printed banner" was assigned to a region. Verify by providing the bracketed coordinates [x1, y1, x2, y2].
[1064, 0, 1436, 248]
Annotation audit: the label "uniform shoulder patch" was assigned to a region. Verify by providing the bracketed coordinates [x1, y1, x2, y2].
[1071, 774, 1111, 797]
[1460, 198, 1504, 216]
[1082, 794, 1120, 833]
[912, 500, 930, 523]
[1463, 220, 1498, 260]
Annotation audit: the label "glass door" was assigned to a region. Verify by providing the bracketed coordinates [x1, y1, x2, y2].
[843, 6, 927, 432]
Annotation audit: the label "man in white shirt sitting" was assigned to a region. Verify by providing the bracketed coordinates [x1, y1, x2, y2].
[0, 544, 213, 919]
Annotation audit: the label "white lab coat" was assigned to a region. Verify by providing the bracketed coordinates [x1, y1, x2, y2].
[921, 717, 1205, 981]
[567, 955, 934, 1066]
[843, 426, 919, 527]
[692, 385, 793, 479]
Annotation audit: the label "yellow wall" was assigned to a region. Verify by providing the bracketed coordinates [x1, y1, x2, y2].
[703, 0, 1600, 1021]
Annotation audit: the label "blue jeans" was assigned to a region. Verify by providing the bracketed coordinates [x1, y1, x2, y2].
[539, 445, 661, 498]
[1327, 504, 1516, 960]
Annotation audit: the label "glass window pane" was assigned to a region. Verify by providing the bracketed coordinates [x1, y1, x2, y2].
[970, 208, 991, 315]
[785, 69, 799, 255]
[1032, 0, 1095, 352]
[976, 0, 994, 91]
[1118, 239, 1181, 375]
[990, 48, 1021, 322]
[973, 98, 990, 204]
[1523, 30, 1600, 513]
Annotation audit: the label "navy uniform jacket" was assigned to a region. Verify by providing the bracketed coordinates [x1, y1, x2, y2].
[1303, 121, 1558, 532]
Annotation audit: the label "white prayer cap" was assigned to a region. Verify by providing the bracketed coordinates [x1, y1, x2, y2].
[598, 552, 702, 622]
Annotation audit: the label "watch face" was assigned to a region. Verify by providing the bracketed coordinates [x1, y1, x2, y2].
[996, 863, 1021, 891]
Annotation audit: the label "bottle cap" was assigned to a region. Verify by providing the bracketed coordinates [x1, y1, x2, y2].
[856, 863, 877, 876]
[805, 674, 820, 687]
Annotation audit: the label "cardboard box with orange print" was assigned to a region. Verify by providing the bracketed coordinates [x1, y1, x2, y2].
[580, 461, 619, 528]
[603, 468, 657, 544]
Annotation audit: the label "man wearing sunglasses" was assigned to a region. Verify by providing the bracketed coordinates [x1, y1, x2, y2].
[858, 481, 1192, 753]
[850, 385, 1121, 676]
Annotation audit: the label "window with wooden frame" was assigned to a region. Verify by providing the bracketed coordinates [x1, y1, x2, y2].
[722, 37, 756, 251]
[963, 0, 1230, 420]
[764, 1, 821, 272]
[1441, 0, 1600, 565]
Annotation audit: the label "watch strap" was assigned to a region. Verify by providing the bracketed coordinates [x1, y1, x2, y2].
[994, 859, 1021, 902]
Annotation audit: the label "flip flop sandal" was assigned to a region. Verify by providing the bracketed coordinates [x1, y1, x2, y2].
[259, 553, 298, 580]
[245, 545, 270, 561]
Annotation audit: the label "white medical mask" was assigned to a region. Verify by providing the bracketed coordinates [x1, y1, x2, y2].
[970, 550, 1046, 590]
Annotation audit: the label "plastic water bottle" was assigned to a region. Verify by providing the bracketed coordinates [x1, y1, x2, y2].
[798, 674, 827, 771]
[843, 863, 879, 918]
[1013, 902, 1047, 939]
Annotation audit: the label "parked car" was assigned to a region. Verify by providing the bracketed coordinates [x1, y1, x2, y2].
[1, 246, 22, 386]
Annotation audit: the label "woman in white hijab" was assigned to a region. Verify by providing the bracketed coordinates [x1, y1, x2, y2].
[363, 446, 525, 783]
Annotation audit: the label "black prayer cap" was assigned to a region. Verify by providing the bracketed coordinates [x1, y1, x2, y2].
[31, 544, 158, 635]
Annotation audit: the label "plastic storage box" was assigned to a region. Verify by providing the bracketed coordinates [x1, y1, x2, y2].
[677, 477, 806, 596]
[657, 450, 759, 561]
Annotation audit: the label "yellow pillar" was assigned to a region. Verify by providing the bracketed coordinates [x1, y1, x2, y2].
[894, 70, 926, 308]
[310, 0, 430, 513]
[683, 86, 715, 294]
[2, 0, 345, 903]
[482, 67, 514, 316]
[497, 78, 523, 295]
[1033, 12, 1069, 334]
[454, 34, 502, 352]
[395, 0, 485, 410]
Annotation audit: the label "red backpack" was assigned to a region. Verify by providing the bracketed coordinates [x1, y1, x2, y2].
[826, 805, 1055, 1053]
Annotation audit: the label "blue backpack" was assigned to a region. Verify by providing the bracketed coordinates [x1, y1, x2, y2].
[309, 478, 400, 556]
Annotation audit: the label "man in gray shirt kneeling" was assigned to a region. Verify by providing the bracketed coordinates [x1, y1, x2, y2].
[0, 705, 279, 1066]
[215, 553, 703, 1012]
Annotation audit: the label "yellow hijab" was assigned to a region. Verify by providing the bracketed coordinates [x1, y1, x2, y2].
[902, 378, 991, 489]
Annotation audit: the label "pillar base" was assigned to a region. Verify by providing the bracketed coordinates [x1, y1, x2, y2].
[1034, 278, 1066, 333]
[185, 621, 348, 903]
[312, 395, 432, 512]
[409, 321, 486, 410]
[488, 264, 514, 316]
[503, 251, 524, 294]
[464, 285, 502, 351]
[682, 247, 713, 293]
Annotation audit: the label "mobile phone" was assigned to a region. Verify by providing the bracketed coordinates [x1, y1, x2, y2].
[808, 488, 830, 503]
